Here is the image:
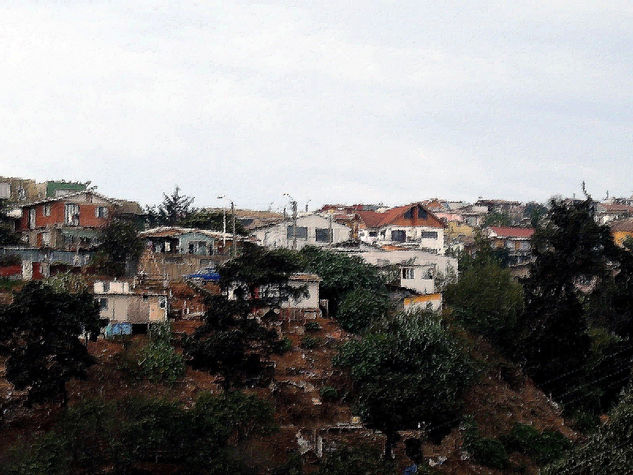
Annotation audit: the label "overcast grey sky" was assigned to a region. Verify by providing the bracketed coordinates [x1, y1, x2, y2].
[2, 1, 632, 210]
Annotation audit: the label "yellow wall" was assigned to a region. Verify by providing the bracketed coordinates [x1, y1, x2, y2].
[613, 231, 633, 246]
[446, 222, 474, 239]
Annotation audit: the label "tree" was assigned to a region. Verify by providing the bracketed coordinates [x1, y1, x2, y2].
[184, 244, 305, 390]
[0, 282, 104, 405]
[445, 241, 524, 352]
[334, 312, 476, 457]
[299, 246, 386, 317]
[484, 211, 512, 227]
[158, 186, 194, 226]
[546, 385, 633, 473]
[5, 391, 276, 473]
[0, 198, 20, 245]
[336, 287, 390, 333]
[516, 198, 618, 406]
[92, 218, 144, 277]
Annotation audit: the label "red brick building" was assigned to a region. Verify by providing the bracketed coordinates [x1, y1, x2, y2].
[18, 191, 119, 250]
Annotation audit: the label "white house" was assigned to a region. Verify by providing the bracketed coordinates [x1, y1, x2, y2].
[94, 281, 168, 327]
[356, 203, 445, 253]
[252, 214, 351, 250]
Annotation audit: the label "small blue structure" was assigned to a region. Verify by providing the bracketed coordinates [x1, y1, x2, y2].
[104, 322, 133, 337]
[186, 267, 220, 281]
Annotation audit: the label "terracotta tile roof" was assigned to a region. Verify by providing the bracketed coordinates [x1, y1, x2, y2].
[610, 218, 633, 233]
[489, 226, 535, 238]
[357, 203, 444, 229]
[599, 203, 633, 213]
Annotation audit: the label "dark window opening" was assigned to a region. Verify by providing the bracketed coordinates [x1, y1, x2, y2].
[391, 230, 406, 242]
[287, 226, 308, 239]
[315, 228, 332, 242]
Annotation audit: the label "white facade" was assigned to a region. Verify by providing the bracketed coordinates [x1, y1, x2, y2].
[340, 248, 457, 295]
[359, 225, 444, 253]
[253, 214, 351, 250]
[93, 281, 168, 324]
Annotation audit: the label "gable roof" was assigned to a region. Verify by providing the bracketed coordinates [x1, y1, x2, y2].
[610, 218, 633, 233]
[357, 203, 444, 229]
[17, 190, 120, 208]
[488, 226, 535, 239]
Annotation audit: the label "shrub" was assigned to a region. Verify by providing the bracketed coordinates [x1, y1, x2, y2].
[336, 287, 390, 333]
[274, 336, 293, 354]
[319, 386, 338, 402]
[138, 340, 185, 384]
[501, 423, 570, 465]
[317, 444, 394, 474]
[304, 321, 320, 332]
[462, 416, 509, 469]
[300, 336, 320, 349]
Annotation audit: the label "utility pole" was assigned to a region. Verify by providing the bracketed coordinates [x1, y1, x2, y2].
[231, 201, 236, 257]
[217, 195, 227, 250]
[292, 200, 297, 250]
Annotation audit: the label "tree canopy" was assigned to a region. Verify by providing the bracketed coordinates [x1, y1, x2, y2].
[515, 198, 628, 408]
[0, 282, 104, 405]
[334, 312, 476, 456]
[184, 244, 305, 389]
[92, 218, 144, 277]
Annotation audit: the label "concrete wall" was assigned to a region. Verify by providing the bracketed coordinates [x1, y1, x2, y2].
[253, 214, 351, 250]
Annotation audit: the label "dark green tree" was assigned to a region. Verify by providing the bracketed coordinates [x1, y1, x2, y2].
[0, 282, 104, 405]
[484, 211, 512, 227]
[334, 312, 476, 457]
[524, 201, 548, 228]
[299, 246, 386, 317]
[516, 198, 618, 406]
[546, 385, 633, 473]
[445, 239, 524, 352]
[158, 186, 194, 226]
[92, 218, 144, 277]
[4, 392, 275, 473]
[336, 287, 390, 333]
[0, 198, 20, 245]
[184, 244, 305, 390]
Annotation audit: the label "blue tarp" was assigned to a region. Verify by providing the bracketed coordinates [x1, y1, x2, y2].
[186, 270, 220, 281]
[104, 322, 133, 337]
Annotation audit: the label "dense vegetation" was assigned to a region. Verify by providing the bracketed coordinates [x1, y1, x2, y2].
[5, 392, 275, 474]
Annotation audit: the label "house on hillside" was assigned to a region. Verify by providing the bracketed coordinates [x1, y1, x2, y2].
[357, 203, 445, 253]
[16, 190, 120, 250]
[252, 214, 351, 250]
[485, 226, 535, 265]
[596, 202, 633, 225]
[137, 227, 248, 282]
[332, 245, 457, 312]
[94, 280, 168, 334]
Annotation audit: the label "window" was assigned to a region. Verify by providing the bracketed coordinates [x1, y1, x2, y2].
[98, 298, 108, 309]
[159, 296, 166, 309]
[369, 231, 378, 237]
[287, 226, 308, 240]
[65, 203, 80, 225]
[401, 267, 415, 279]
[417, 207, 427, 219]
[420, 231, 438, 239]
[95, 206, 108, 218]
[103, 282, 110, 292]
[315, 228, 332, 242]
[391, 230, 406, 242]
[404, 208, 413, 219]
[43, 204, 51, 217]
